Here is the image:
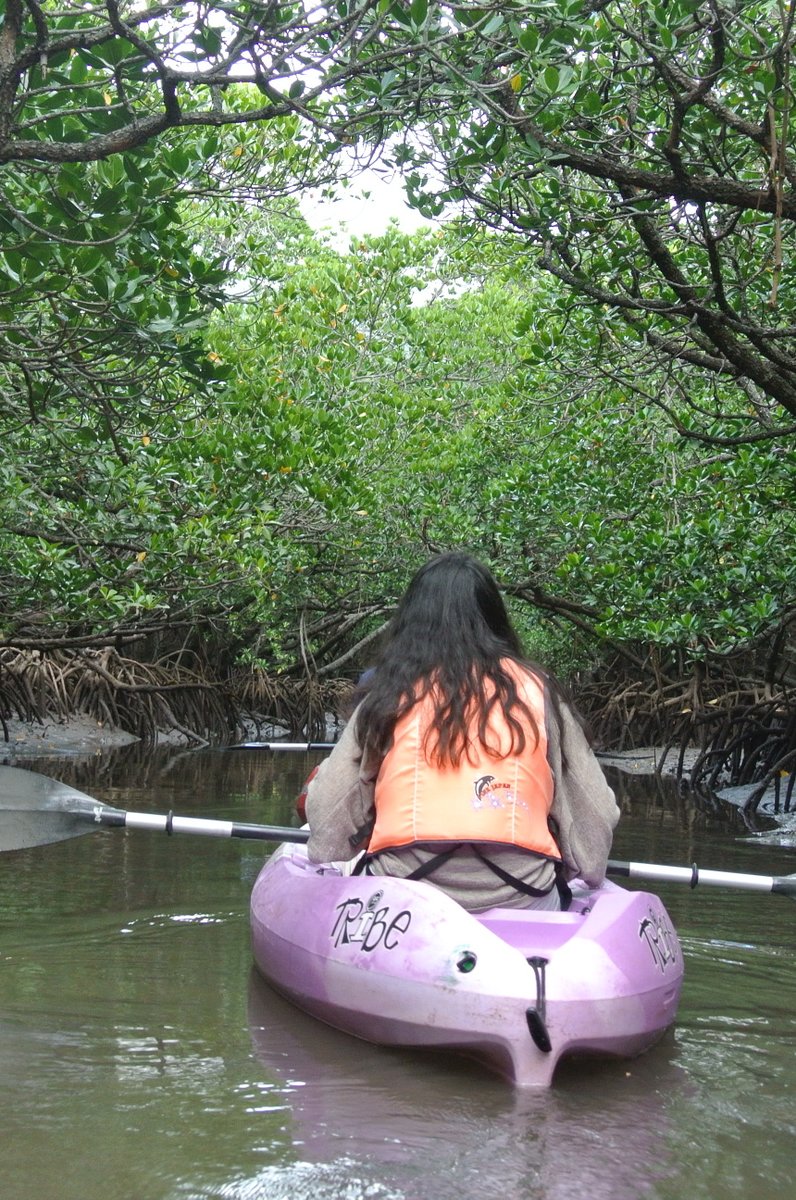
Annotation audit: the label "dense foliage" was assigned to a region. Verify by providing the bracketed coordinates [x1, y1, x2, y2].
[362, 0, 796, 437]
[4, 3, 796, 426]
[4, 203, 792, 669]
[1, 2, 794, 753]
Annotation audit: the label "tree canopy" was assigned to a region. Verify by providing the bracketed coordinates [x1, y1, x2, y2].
[1, 2, 794, 768]
[4, 2, 796, 436]
[370, 0, 796, 437]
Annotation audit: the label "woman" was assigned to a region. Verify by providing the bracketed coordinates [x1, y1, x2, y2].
[305, 552, 618, 912]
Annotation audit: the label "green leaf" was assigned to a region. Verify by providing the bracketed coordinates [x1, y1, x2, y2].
[410, 0, 428, 26]
[194, 24, 223, 55]
[69, 53, 89, 84]
[95, 156, 126, 188]
[482, 12, 505, 36]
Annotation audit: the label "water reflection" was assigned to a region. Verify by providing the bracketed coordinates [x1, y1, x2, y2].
[5, 741, 314, 823]
[603, 766, 751, 836]
[245, 970, 683, 1200]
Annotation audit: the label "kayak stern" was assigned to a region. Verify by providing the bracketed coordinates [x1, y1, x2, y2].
[250, 845, 683, 1088]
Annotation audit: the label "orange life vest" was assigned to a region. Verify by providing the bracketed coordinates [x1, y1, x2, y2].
[367, 665, 562, 862]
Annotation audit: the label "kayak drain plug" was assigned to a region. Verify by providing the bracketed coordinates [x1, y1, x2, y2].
[526, 956, 552, 1054]
[457, 952, 477, 973]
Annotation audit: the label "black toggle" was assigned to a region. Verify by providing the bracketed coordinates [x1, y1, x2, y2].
[526, 956, 552, 1054]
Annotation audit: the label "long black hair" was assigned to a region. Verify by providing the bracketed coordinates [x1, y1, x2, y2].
[356, 552, 546, 768]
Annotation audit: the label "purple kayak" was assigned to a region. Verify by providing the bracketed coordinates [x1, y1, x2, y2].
[250, 843, 683, 1088]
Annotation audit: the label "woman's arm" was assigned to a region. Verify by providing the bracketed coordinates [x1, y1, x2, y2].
[546, 696, 619, 885]
[305, 709, 377, 863]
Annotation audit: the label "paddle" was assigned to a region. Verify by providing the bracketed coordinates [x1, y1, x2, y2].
[0, 764, 311, 853]
[2, 766, 796, 897]
[607, 859, 796, 897]
[230, 741, 336, 751]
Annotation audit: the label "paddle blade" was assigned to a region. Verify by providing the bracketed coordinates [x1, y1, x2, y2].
[0, 765, 100, 852]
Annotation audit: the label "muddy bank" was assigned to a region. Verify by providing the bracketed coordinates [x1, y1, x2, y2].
[0, 712, 314, 763]
[1, 715, 170, 760]
[596, 747, 700, 777]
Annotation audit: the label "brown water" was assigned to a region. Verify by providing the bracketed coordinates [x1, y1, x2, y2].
[1, 747, 795, 1200]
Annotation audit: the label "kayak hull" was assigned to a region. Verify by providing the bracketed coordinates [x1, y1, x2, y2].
[250, 844, 683, 1088]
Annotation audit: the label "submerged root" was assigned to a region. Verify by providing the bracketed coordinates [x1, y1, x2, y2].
[576, 654, 795, 809]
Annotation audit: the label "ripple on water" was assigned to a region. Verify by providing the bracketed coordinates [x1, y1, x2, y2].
[181, 1159, 407, 1200]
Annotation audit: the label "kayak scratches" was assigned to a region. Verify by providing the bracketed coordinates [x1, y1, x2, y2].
[330, 892, 412, 953]
[638, 907, 680, 973]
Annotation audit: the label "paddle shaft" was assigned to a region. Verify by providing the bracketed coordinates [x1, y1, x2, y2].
[98, 814, 796, 896]
[607, 858, 796, 897]
[2, 765, 795, 895]
[230, 742, 335, 751]
[97, 806, 311, 844]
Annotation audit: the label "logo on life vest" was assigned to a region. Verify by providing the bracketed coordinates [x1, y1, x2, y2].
[473, 774, 517, 810]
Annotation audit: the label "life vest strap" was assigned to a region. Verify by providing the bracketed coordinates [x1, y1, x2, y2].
[357, 843, 567, 905]
[470, 846, 557, 898]
[351, 845, 461, 880]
